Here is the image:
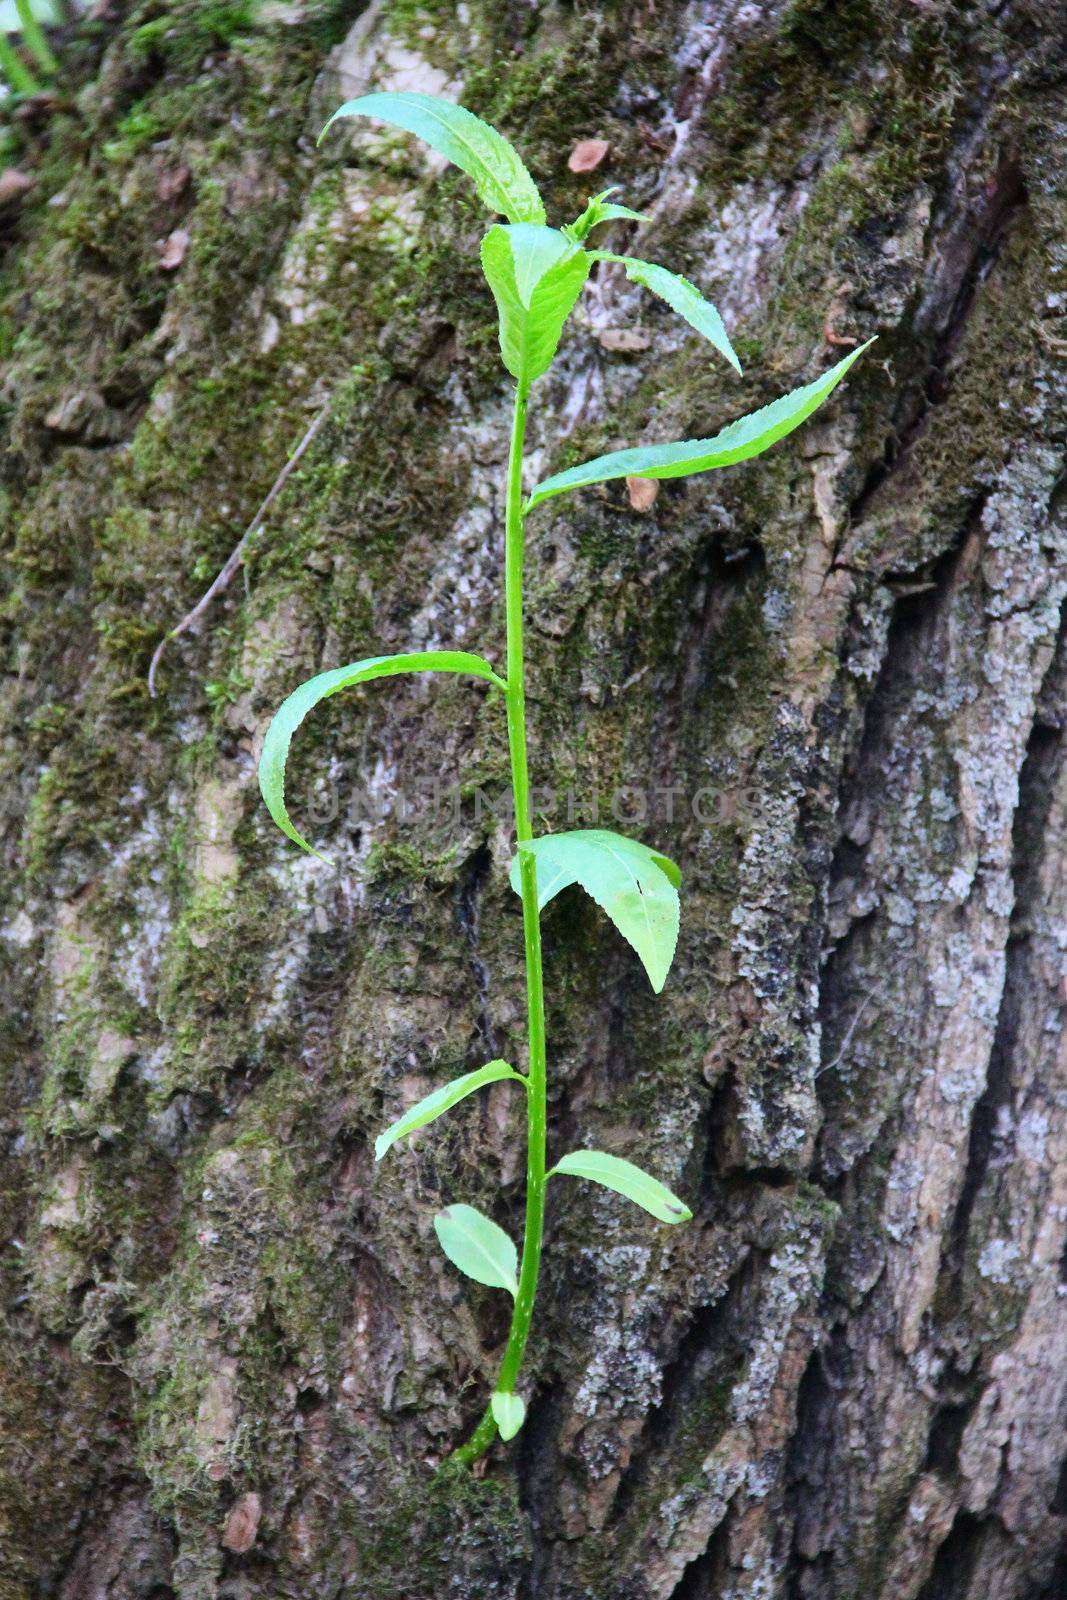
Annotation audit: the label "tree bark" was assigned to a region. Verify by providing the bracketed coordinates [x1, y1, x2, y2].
[1, 2, 1065, 1596]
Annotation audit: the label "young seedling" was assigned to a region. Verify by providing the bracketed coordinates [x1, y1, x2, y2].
[257, 92, 873, 1465]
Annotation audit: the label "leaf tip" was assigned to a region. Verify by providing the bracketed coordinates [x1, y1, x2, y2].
[316, 109, 341, 146]
[283, 829, 334, 867]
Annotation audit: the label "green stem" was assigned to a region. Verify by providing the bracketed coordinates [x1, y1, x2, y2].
[451, 380, 547, 1467]
[0, 31, 42, 95]
[15, 0, 57, 78]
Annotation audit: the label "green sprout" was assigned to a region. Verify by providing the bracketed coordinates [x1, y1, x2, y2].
[256, 92, 873, 1465]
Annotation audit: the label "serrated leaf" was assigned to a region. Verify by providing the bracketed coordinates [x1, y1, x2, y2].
[434, 1203, 519, 1296]
[593, 254, 740, 374]
[375, 1060, 526, 1161]
[258, 651, 506, 858]
[551, 1150, 692, 1224]
[510, 829, 681, 992]
[491, 1391, 526, 1440]
[319, 91, 545, 225]
[481, 224, 590, 384]
[527, 338, 876, 510]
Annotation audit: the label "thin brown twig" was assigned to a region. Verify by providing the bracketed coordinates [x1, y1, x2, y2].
[148, 404, 329, 697]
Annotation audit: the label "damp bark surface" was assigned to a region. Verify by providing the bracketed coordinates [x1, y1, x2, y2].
[1, 2, 1066, 1597]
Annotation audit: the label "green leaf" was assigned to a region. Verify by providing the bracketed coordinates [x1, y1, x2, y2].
[550, 1150, 692, 1224]
[434, 1203, 519, 1296]
[593, 254, 741, 374]
[590, 203, 649, 227]
[491, 1391, 526, 1441]
[319, 91, 545, 225]
[511, 829, 681, 992]
[527, 338, 876, 510]
[258, 651, 506, 858]
[480, 224, 590, 384]
[565, 188, 648, 241]
[375, 1060, 526, 1161]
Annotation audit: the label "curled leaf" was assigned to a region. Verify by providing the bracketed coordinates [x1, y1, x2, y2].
[626, 476, 658, 512]
[568, 138, 609, 173]
[480, 223, 590, 384]
[511, 829, 681, 992]
[565, 187, 647, 242]
[258, 650, 506, 858]
[157, 228, 190, 271]
[592, 253, 741, 374]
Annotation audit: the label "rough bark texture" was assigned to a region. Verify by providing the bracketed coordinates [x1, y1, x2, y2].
[1, 2, 1066, 1596]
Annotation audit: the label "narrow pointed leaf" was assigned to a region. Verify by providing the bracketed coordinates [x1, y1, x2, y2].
[551, 1150, 692, 1224]
[434, 1203, 518, 1296]
[258, 651, 506, 857]
[319, 91, 545, 224]
[592, 254, 741, 374]
[491, 1391, 526, 1441]
[375, 1060, 526, 1161]
[567, 189, 648, 240]
[510, 829, 681, 992]
[481, 224, 590, 384]
[589, 203, 648, 228]
[527, 338, 875, 510]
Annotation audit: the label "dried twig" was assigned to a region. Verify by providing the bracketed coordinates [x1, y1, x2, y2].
[148, 405, 328, 697]
[817, 983, 884, 1076]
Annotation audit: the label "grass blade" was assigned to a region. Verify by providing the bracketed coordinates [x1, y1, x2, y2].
[15, 0, 56, 75]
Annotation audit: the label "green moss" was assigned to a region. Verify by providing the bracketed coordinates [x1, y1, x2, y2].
[354, 1462, 530, 1595]
[126, 1, 259, 73]
[101, 100, 165, 161]
[21, 744, 124, 878]
[154, 884, 282, 1096]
